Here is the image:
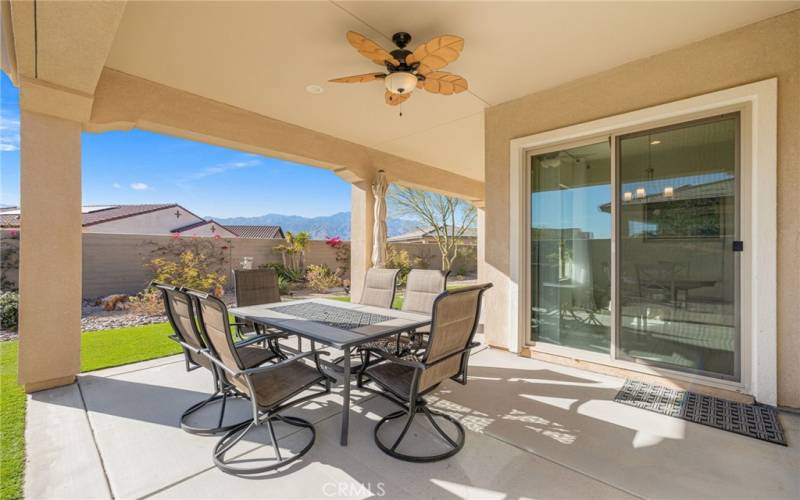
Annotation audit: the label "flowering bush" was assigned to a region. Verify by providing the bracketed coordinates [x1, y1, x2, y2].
[305, 264, 343, 292]
[325, 236, 350, 275]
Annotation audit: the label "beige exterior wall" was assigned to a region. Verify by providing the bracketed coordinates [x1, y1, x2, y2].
[482, 11, 800, 407]
[82, 206, 204, 235]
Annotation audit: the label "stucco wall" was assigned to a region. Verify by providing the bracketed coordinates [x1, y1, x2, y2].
[483, 11, 799, 406]
[178, 222, 238, 238]
[82, 206, 203, 234]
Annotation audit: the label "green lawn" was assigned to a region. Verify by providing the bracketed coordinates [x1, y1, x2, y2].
[0, 322, 181, 499]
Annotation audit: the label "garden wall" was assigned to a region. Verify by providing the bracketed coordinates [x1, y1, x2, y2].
[0, 230, 476, 298]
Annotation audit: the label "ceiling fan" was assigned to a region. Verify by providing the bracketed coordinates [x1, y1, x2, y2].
[329, 31, 468, 107]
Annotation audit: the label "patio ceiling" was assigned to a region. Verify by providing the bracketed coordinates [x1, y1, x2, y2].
[103, 1, 797, 182]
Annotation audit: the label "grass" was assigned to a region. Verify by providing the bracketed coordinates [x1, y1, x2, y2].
[0, 321, 181, 499]
[1, 341, 25, 500]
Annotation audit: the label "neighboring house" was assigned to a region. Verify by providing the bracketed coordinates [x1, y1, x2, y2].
[0, 204, 284, 239]
[173, 220, 284, 239]
[388, 226, 478, 244]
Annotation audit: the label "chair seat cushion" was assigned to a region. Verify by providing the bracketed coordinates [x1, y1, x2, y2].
[250, 360, 324, 409]
[365, 362, 416, 400]
[236, 344, 278, 369]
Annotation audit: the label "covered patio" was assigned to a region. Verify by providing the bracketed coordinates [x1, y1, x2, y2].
[27, 345, 800, 499]
[4, 1, 800, 498]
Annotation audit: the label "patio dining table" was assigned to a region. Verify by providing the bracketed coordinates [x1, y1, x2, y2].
[228, 298, 431, 446]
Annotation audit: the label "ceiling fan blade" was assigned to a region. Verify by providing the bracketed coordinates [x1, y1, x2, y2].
[385, 90, 410, 106]
[421, 72, 468, 95]
[329, 73, 385, 83]
[406, 35, 464, 71]
[346, 31, 400, 67]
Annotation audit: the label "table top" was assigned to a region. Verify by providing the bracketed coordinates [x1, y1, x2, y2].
[229, 298, 431, 349]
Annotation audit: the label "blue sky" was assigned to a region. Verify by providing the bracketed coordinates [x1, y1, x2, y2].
[0, 73, 351, 218]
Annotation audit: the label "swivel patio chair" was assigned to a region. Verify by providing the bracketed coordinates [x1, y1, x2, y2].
[232, 268, 283, 339]
[357, 283, 492, 462]
[359, 269, 448, 356]
[155, 282, 285, 435]
[188, 290, 334, 475]
[334, 267, 401, 369]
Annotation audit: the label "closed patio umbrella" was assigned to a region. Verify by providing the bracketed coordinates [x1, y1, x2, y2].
[371, 170, 388, 268]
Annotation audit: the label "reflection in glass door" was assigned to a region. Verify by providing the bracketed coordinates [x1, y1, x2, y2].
[530, 141, 611, 353]
[617, 115, 739, 379]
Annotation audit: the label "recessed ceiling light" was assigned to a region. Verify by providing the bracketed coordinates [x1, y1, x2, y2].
[305, 84, 324, 94]
[650, 140, 661, 145]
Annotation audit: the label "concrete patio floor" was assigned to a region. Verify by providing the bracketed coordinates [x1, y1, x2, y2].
[25, 344, 799, 499]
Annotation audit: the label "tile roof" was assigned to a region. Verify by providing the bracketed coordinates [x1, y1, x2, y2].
[389, 226, 478, 242]
[0, 204, 180, 228]
[227, 225, 284, 239]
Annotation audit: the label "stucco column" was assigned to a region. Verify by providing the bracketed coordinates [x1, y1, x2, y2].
[18, 111, 82, 393]
[476, 206, 486, 332]
[350, 178, 375, 303]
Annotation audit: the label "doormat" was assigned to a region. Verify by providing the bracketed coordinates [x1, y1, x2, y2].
[614, 380, 786, 445]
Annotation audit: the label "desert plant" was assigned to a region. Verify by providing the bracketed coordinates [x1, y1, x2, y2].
[0, 291, 19, 331]
[261, 262, 304, 283]
[147, 250, 226, 296]
[305, 264, 343, 292]
[385, 245, 425, 287]
[127, 288, 166, 316]
[275, 231, 311, 273]
[388, 185, 477, 272]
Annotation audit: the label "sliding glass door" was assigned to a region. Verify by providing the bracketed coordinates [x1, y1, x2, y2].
[616, 115, 739, 379]
[529, 114, 740, 381]
[530, 141, 611, 353]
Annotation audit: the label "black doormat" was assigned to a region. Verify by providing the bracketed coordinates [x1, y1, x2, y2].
[614, 380, 786, 446]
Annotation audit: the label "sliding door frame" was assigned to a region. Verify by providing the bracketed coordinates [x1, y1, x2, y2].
[508, 79, 777, 403]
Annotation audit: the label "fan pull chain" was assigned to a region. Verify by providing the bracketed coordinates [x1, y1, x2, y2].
[399, 102, 403, 117]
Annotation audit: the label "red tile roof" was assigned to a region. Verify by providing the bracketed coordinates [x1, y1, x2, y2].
[0, 204, 181, 228]
[227, 225, 284, 239]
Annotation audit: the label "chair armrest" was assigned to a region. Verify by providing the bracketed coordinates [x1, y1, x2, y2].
[234, 334, 270, 348]
[169, 335, 203, 355]
[240, 350, 329, 376]
[360, 347, 424, 369]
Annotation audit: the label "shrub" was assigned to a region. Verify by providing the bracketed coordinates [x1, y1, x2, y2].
[128, 288, 166, 316]
[305, 264, 343, 292]
[147, 250, 226, 296]
[0, 291, 19, 331]
[261, 262, 304, 283]
[385, 246, 425, 287]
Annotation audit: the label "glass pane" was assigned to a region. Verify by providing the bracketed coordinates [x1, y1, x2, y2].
[530, 141, 611, 353]
[617, 116, 738, 378]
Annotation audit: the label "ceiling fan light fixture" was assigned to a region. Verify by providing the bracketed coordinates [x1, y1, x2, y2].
[385, 72, 417, 95]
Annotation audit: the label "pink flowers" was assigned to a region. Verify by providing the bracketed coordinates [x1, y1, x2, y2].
[325, 236, 344, 248]
[171, 232, 181, 239]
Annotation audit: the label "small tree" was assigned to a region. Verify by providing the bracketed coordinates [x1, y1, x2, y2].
[275, 231, 311, 273]
[389, 185, 477, 272]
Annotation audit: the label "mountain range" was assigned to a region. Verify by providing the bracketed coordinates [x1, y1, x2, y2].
[209, 211, 419, 240]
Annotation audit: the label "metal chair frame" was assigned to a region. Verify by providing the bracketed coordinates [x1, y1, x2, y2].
[188, 290, 335, 475]
[357, 283, 491, 462]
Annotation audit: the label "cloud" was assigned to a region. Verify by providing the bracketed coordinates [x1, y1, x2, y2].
[188, 157, 261, 180]
[0, 118, 19, 152]
[113, 183, 121, 188]
[130, 182, 150, 190]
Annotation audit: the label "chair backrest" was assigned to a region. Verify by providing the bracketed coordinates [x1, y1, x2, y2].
[187, 290, 246, 379]
[357, 268, 399, 309]
[233, 268, 281, 307]
[154, 282, 209, 369]
[419, 283, 492, 391]
[401, 269, 448, 315]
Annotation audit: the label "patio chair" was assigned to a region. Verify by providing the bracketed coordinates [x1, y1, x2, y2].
[232, 268, 282, 337]
[356, 267, 400, 308]
[188, 290, 334, 475]
[155, 282, 286, 435]
[357, 283, 492, 462]
[359, 269, 449, 356]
